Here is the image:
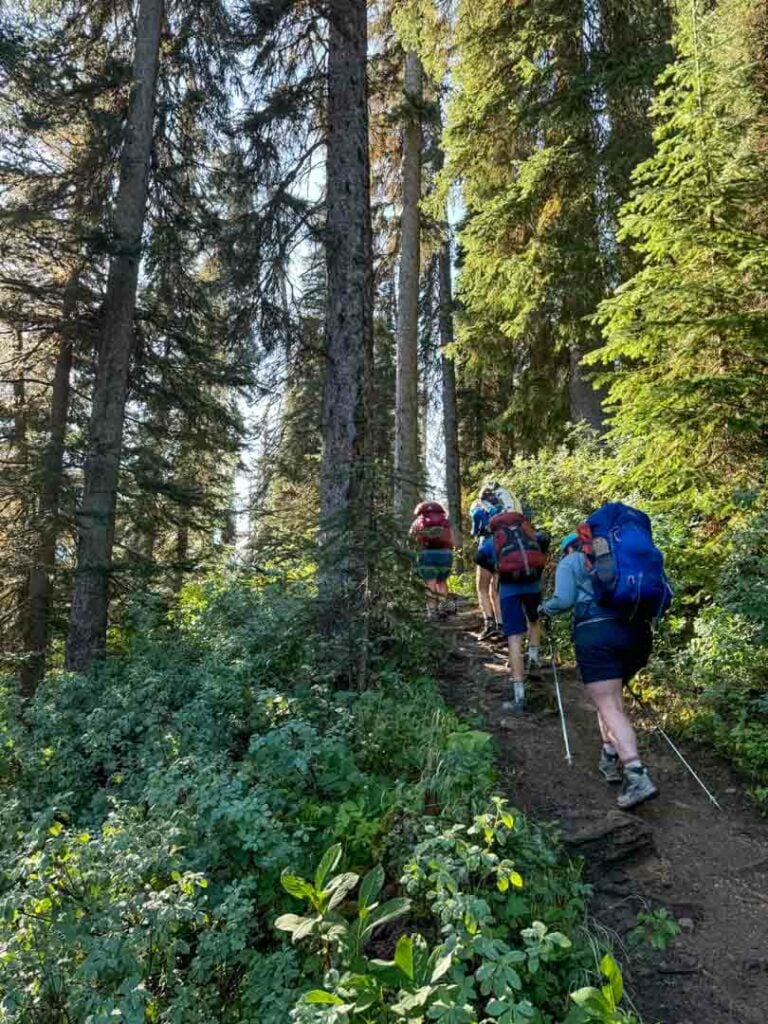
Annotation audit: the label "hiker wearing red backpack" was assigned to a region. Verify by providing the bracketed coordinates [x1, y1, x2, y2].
[410, 501, 454, 619]
[541, 503, 672, 810]
[475, 497, 549, 714]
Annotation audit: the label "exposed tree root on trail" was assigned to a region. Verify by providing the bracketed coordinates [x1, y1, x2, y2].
[439, 609, 768, 1024]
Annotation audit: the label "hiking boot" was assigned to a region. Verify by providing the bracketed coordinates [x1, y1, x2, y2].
[478, 621, 496, 641]
[598, 750, 623, 784]
[501, 698, 526, 716]
[617, 766, 659, 809]
[492, 626, 507, 644]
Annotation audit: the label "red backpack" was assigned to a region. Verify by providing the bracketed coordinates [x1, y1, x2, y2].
[411, 502, 453, 549]
[490, 511, 545, 583]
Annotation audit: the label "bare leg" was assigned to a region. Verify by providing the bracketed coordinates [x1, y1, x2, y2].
[425, 580, 440, 617]
[476, 566, 494, 619]
[528, 619, 540, 649]
[490, 574, 501, 623]
[585, 679, 640, 765]
[507, 633, 525, 682]
[597, 711, 612, 745]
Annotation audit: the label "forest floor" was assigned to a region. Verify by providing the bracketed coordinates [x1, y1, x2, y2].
[438, 607, 768, 1024]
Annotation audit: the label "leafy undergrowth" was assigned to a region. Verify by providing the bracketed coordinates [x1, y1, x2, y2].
[1, 576, 638, 1022]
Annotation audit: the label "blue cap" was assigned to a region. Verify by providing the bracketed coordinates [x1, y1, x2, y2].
[559, 531, 578, 552]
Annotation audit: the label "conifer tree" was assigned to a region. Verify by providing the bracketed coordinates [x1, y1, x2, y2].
[0, 6, 123, 687]
[394, 47, 423, 522]
[67, 0, 164, 671]
[444, 0, 670, 455]
[319, 0, 374, 660]
[593, 0, 768, 507]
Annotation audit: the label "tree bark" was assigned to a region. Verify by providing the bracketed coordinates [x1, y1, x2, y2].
[394, 49, 423, 523]
[569, 347, 606, 432]
[319, 0, 374, 637]
[19, 276, 78, 695]
[66, 0, 164, 672]
[438, 240, 462, 550]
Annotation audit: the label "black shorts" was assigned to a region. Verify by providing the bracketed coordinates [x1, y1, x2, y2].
[574, 618, 652, 685]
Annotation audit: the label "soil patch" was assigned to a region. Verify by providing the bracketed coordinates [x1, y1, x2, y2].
[439, 609, 768, 1024]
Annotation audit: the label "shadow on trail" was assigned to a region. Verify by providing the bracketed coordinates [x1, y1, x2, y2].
[439, 608, 768, 1024]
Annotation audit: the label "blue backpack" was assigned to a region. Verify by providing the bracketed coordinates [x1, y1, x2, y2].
[582, 503, 673, 622]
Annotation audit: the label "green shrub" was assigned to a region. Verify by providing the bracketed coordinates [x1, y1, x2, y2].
[0, 577, 497, 1021]
[282, 803, 637, 1024]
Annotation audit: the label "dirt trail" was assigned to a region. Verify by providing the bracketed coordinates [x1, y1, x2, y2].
[440, 609, 768, 1024]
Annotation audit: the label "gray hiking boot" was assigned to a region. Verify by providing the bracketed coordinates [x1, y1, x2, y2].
[598, 749, 623, 784]
[501, 698, 526, 716]
[617, 766, 659, 809]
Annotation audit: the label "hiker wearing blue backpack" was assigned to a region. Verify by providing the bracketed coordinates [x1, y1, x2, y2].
[541, 503, 672, 810]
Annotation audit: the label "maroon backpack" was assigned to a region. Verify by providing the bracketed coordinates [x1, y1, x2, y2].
[411, 502, 453, 550]
[490, 511, 545, 583]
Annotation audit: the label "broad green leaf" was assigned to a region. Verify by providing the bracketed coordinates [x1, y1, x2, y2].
[305, 990, 345, 1005]
[395, 934, 414, 980]
[570, 987, 613, 1014]
[600, 953, 623, 1007]
[280, 871, 315, 902]
[294, 915, 322, 941]
[430, 949, 453, 984]
[358, 863, 385, 911]
[315, 843, 343, 892]
[360, 897, 411, 940]
[274, 913, 305, 934]
[326, 871, 360, 909]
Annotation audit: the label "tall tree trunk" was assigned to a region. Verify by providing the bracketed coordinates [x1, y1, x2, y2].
[319, 0, 374, 676]
[438, 240, 462, 549]
[569, 347, 605, 432]
[394, 49, 423, 522]
[173, 522, 189, 594]
[11, 327, 28, 655]
[66, 0, 164, 672]
[20, 276, 79, 695]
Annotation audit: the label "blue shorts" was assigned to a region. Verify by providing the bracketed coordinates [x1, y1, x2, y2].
[574, 618, 652, 685]
[500, 592, 540, 637]
[417, 548, 452, 582]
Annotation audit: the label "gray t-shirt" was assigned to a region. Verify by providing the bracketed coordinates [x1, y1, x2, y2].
[541, 551, 594, 615]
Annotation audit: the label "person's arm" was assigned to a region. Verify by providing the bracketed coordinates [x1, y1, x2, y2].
[541, 555, 579, 615]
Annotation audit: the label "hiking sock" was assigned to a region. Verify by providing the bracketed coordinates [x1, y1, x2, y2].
[624, 759, 643, 771]
[513, 680, 525, 703]
[528, 645, 540, 663]
[602, 743, 617, 758]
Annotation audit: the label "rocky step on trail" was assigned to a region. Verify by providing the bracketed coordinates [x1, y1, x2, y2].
[439, 609, 768, 1024]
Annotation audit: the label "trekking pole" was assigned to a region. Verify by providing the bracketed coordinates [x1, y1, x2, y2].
[545, 626, 573, 767]
[627, 686, 721, 810]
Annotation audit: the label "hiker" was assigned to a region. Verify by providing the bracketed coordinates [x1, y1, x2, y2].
[410, 500, 454, 619]
[469, 486, 504, 640]
[541, 504, 672, 810]
[475, 497, 547, 714]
